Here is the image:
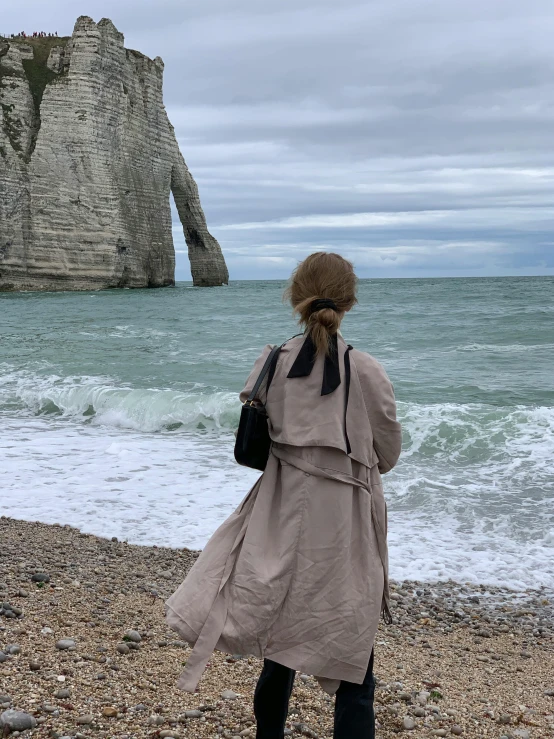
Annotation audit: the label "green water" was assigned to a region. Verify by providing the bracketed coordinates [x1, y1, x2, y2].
[1, 277, 553, 589]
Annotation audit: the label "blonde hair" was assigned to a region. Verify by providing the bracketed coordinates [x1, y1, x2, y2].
[284, 252, 357, 355]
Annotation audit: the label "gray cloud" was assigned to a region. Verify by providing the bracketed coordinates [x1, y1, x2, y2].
[4, 0, 554, 279]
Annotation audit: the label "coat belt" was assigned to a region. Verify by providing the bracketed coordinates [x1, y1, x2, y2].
[271, 445, 390, 621]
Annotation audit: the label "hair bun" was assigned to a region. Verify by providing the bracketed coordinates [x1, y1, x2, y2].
[312, 307, 340, 332]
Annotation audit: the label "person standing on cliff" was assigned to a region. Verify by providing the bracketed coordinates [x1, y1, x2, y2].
[166, 252, 402, 739]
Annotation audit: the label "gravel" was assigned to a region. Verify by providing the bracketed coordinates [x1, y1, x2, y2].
[55, 638, 76, 650]
[31, 573, 50, 583]
[402, 715, 416, 730]
[0, 515, 553, 739]
[0, 709, 37, 731]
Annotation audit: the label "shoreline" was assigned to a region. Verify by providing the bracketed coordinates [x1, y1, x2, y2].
[4, 511, 553, 596]
[1, 516, 553, 738]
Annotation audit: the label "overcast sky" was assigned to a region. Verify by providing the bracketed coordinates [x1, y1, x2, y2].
[5, 0, 554, 280]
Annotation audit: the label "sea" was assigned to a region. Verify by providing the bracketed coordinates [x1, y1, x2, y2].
[1, 277, 553, 592]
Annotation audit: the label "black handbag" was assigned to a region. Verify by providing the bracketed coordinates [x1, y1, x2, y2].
[234, 344, 282, 471]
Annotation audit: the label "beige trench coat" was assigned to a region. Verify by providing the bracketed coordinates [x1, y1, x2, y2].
[165, 334, 402, 693]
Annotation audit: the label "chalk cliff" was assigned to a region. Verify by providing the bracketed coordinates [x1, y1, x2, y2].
[0, 16, 228, 290]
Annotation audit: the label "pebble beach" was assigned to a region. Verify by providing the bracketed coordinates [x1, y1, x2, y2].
[1, 517, 553, 738]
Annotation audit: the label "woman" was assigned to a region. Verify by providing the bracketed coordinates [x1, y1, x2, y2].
[166, 252, 402, 738]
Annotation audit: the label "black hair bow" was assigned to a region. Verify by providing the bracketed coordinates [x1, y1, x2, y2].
[287, 333, 340, 396]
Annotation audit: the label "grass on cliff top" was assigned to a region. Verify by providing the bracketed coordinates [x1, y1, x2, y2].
[10, 36, 70, 113]
[9, 35, 69, 62]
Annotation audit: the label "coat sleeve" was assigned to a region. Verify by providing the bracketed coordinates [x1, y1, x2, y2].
[239, 345, 273, 404]
[355, 353, 402, 474]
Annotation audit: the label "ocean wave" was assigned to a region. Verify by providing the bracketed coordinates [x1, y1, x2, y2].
[387, 401, 554, 557]
[0, 414, 551, 590]
[3, 368, 553, 467]
[456, 343, 554, 354]
[1, 368, 552, 590]
[395, 400, 554, 494]
[398, 400, 554, 458]
[1, 368, 239, 432]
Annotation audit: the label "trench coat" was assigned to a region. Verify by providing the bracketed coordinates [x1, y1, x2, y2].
[165, 334, 402, 694]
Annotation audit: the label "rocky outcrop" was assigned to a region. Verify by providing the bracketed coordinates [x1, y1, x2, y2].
[0, 17, 228, 290]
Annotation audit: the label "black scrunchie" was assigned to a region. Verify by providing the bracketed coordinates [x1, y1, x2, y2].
[310, 298, 337, 313]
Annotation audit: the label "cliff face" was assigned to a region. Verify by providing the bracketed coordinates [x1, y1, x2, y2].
[0, 17, 228, 290]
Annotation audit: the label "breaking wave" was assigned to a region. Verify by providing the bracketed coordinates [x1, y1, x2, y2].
[1, 366, 552, 590]
[0, 367, 239, 432]
[2, 367, 553, 469]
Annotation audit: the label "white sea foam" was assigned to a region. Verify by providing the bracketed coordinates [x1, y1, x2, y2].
[1, 386, 552, 590]
[0, 416, 260, 549]
[2, 353, 553, 592]
[456, 343, 554, 354]
[387, 510, 554, 590]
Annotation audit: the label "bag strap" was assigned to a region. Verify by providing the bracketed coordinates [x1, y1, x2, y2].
[245, 333, 303, 405]
[344, 345, 353, 454]
[266, 347, 280, 389]
[245, 345, 282, 404]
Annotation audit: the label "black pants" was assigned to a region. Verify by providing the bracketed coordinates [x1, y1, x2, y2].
[254, 651, 375, 739]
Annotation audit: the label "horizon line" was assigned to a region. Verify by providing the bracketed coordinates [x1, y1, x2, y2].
[175, 273, 554, 283]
